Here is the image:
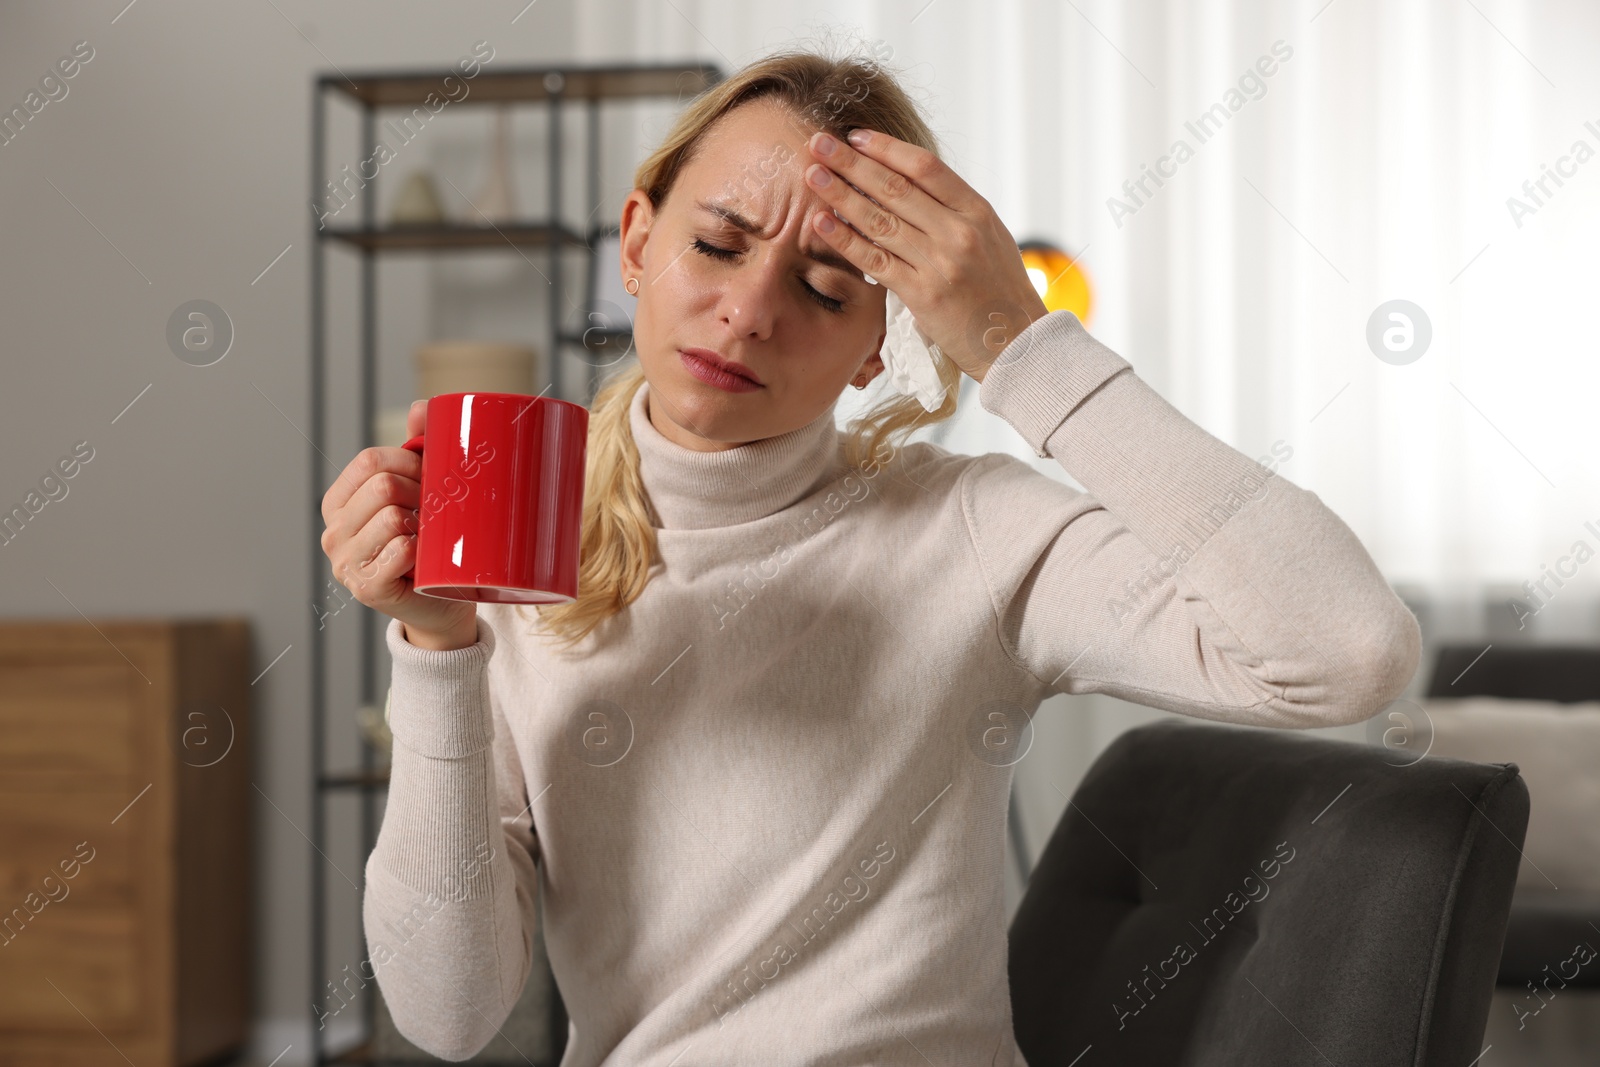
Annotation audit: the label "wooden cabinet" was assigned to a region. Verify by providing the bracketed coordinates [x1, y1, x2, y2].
[0, 619, 252, 1067]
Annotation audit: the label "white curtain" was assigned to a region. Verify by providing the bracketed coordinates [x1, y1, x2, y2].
[572, 0, 1600, 878]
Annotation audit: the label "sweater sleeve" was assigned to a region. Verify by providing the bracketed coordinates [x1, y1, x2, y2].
[360, 612, 542, 1061]
[962, 309, 1421, 729]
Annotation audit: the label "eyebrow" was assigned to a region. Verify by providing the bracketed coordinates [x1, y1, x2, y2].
[696, 199, 864, 278]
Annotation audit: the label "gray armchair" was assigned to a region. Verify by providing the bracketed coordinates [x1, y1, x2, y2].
[1008, 718, 1528, 1065]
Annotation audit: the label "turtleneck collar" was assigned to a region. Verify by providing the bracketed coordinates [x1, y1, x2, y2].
[628, 378, 844, 530]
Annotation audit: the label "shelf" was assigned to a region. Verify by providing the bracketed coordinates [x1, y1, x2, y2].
[320, 62, 722, 107]
[320, 221, 590, 252]
[558, 327, 634, 354]
[321, 767, 391, 790]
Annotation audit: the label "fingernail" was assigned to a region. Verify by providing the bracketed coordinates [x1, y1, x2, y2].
[814, 132, 837, 156]
[816, 212, 836, 233]
[808, 165, 832, 187]
[847, 129, 870, 148]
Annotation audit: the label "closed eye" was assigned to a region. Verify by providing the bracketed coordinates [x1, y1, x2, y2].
[691, 238, 847, 314]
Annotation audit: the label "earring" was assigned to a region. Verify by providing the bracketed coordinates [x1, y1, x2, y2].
[625, 276, 639, 295]
[852, 374, 869, 389]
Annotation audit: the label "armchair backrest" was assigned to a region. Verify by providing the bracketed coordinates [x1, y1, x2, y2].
[1008, 718, 1528, 1066]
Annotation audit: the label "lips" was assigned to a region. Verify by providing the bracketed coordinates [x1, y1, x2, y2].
[680, 348, 763, 386]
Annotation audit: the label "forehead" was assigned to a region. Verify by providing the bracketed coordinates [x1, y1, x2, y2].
[679, 99, 822, 223]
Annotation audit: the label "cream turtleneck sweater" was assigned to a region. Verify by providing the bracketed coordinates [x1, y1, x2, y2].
[362, 310, 1420, 1066]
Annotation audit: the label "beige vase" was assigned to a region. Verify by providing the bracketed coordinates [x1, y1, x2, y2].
[415, 339, 540, 399]
[390, 170, 446, 225]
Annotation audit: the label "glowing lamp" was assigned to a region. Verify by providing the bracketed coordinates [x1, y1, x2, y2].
[1017, 238, 1094, 327]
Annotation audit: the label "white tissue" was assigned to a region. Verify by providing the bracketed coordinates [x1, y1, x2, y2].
[863, 273, 948, 412]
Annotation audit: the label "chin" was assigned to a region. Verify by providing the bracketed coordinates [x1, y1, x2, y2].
[653, 378, 753, 439]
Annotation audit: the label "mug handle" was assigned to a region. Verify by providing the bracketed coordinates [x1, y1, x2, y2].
[399, 435, 424, 578]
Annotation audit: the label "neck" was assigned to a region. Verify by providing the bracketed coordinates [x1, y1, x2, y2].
[628, 379, 844, 530]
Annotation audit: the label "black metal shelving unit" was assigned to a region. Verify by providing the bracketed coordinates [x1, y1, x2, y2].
[308, 59, 723, 1066]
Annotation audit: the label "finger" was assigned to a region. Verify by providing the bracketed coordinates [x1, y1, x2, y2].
[808, 130, 948, 241]
[336, 504, 417, 594]
[806, 158, 931, 278]
[325, 467, 421, 550]
[811, 204, 905, 287]
[321, 444, 422, 525]
[833, 128, 986, 215]
[405, 398, 427, 440]
[356, 532, 416, 592]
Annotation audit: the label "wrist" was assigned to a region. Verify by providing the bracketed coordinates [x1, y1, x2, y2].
[402, 615, 479, 652]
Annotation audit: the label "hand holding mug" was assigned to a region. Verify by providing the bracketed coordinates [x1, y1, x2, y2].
[321, 391, 588, 651]
[319, 399, 479, 651]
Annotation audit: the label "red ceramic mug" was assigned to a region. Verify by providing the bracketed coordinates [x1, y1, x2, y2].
[400, 391, 588, 603]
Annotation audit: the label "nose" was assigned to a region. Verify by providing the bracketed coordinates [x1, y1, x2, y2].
[714, 251, 788, 342]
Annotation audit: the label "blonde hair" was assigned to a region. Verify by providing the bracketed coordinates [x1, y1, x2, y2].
[519, 40, 965, 651]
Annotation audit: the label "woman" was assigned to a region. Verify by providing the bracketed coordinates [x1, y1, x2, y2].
[319, 46, 1420, 1067]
